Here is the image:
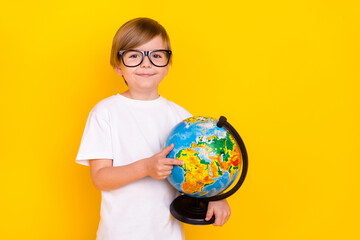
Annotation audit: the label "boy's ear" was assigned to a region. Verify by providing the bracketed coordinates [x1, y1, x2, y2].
[114, 66, 122, 76]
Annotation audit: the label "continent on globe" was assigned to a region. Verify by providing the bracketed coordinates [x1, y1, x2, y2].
[165, 116, 243, 198]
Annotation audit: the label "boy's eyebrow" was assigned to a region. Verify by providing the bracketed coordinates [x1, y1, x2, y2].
[129, 48, 167, 50]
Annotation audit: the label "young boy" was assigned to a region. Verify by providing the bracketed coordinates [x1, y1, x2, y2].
[76, 17, 230, 240]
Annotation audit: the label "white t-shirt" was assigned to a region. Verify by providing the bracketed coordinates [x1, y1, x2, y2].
[76, 93, 192, 240]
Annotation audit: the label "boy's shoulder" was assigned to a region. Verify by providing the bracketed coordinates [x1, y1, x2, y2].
[95, 94, 118, 106]
[164, 97, 192, 119]
[162, 96, 182, 107]
[90, 94, 120, 116]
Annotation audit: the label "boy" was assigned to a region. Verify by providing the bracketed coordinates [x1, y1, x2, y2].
[76, 17, 230, 240]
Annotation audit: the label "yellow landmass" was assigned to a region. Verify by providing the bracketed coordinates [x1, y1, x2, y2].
[180, 134, 243, 194]
[180, 148, 216, 194]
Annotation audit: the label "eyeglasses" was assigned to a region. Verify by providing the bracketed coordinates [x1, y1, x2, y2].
[118, 49, 172, 67]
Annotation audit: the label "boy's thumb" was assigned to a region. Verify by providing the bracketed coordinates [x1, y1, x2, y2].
[205, 205, 214, 221]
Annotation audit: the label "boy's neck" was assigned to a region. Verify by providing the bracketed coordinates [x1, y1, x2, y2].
[121, 90, 160, 101]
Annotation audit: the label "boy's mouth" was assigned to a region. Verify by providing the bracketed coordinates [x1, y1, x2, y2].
[137, 73, 155, 78]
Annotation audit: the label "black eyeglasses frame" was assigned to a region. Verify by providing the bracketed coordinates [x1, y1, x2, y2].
[118, 49, 172, 67]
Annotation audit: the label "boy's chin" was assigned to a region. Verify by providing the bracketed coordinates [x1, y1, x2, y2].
[136, 79, 162, 87]
[129, 83, 159, 93]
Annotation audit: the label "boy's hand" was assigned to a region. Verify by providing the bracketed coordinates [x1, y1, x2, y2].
[205, 199, 231, 226]
[145, 144, 184, 180]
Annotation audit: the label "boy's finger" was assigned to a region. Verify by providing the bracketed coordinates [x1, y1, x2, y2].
[213, 211, 223, 226]
[165, 158, 184, 166]
[161, 144, 174, 156]
[162, 165, 174, 171]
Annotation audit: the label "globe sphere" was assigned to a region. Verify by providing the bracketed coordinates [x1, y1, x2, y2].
[165, 116, 243, 198]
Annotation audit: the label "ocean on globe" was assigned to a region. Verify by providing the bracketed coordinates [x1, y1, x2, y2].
[165, 116, 242, 198]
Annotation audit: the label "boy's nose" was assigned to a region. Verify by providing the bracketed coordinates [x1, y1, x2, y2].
[140, 55, 152, 68]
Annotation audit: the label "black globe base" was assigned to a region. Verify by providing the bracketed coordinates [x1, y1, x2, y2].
[170, 195, 215, 225]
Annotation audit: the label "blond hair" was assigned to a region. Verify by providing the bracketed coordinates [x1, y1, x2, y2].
[110, 17, 172, 68]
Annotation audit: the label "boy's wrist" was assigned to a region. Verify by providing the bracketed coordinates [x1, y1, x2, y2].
[139, 158, 150, 177]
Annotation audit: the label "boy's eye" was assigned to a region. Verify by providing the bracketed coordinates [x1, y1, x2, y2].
[152, 54, 162, 59]
[129, 54, 140, 58]
[123, 51, 142, 59]
[151, 52, 165, 59]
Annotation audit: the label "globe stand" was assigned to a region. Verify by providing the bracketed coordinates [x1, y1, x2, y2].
[169, 116, 248, 225]
[170, 195, 215, 225]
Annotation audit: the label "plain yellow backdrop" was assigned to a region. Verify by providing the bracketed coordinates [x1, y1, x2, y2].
[1, 0, 359, 239]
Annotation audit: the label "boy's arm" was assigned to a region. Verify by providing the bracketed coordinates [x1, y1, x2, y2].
[89, 158, 147, 191]
[89, 144, 184, 191]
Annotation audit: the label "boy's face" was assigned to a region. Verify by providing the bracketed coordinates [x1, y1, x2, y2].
[115, 35, 170, 95]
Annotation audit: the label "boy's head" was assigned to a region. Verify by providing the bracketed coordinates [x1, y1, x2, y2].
[110, 17, 172, 69]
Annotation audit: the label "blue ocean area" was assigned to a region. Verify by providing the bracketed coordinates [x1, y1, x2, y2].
[165, 119, 228, 158]
[167, 166, 185, 191]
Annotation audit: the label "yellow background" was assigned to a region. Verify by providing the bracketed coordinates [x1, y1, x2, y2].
[1, 0, 359, 239]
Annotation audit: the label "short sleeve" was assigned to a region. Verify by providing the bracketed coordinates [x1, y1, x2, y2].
[75, 109, 113, 166]
[179, 107, 192, 120]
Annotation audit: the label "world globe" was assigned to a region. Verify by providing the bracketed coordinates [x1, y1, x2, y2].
[164, 116, 248, 225]
[165, 116, 243, 198]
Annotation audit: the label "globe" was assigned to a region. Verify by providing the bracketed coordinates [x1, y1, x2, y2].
[165, 116, 243, 198]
